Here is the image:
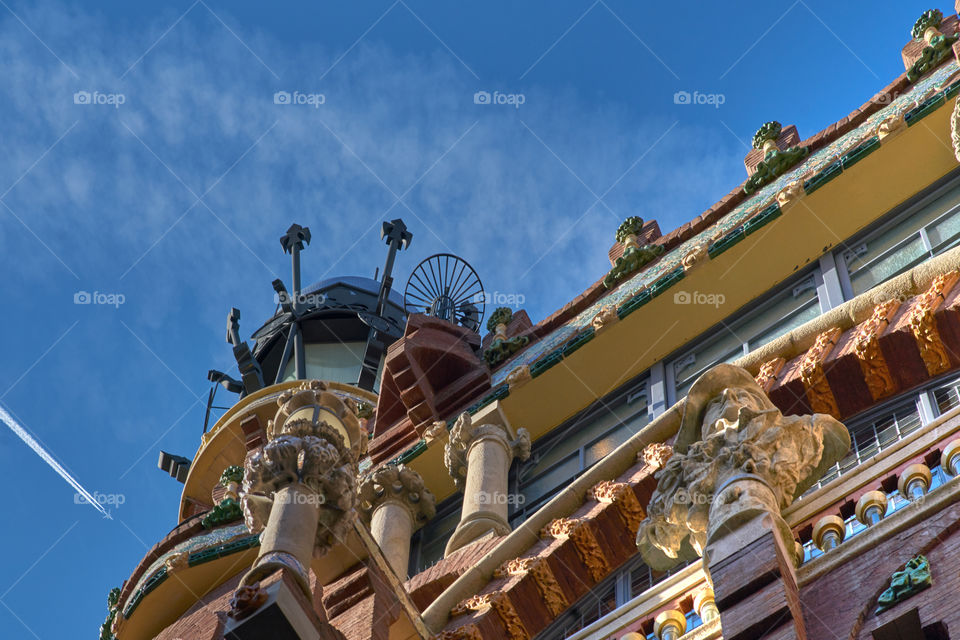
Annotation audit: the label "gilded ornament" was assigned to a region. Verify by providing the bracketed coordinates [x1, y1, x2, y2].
[908, 271, 959, 376]
[754, 357, 785, 393]
[800, 327, 842, 416]
[852, 299, 900, 399]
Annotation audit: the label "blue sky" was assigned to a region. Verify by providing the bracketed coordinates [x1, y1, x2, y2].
[0, 1, 932, 637]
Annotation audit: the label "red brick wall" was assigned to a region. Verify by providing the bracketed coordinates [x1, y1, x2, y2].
[799, 499, 960, 638]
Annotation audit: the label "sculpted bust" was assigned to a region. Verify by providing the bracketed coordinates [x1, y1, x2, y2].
[637, 364, 850, 571]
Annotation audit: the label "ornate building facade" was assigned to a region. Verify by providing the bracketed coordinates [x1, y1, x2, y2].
[108, 6, 960, 639]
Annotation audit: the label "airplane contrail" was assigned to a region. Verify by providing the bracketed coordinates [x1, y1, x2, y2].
[0, 404, 112, 519]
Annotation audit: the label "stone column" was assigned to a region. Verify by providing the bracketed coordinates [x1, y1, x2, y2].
[236, 380, 365, 597]
[357, 465, 436, 578]
[444, 410, 530, 555]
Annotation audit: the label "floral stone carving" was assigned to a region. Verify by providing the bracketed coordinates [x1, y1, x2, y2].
[357, 464, 436, 526]
[636, 364, 850, 571]
[876, 555, 932, 613]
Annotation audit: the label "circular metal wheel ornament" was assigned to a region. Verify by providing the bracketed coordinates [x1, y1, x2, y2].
[403, 253, 485, 332]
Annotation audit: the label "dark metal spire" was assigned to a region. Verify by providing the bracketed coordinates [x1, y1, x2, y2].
[280, 223, 311, 379]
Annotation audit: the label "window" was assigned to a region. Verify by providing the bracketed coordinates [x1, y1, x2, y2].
[836, 175, 960, 298]
[667, 271, 821, 403]
[932, 375, 960, 415]
[281, 341, 385, 390]
[511, 379, 650, 526]
[812, 401, 922, 490]
[536, 555, 697, 640]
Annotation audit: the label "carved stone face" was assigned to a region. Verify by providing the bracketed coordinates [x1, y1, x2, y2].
[700, 387, 771, 441]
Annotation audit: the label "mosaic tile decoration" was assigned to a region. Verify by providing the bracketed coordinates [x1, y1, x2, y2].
[128, 522, 252, 600]
[492, 61, 960, 387]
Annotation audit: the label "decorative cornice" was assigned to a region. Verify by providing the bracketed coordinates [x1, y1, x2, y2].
[591, 304, 620, 335]
[540, 517, 610, 581]
[451, 592, 527, 639]
[435, 625, 482, 640]
[589, 480, 645, 533]
[639, 442, 673, 470]
[494, 556, 568, 617]
[506, 364, 532, 391]
[424, 420, 449, 446]
[800, 327, 842, 415]
[852, 299, 900, 399]
[680, 244, 709, 272]
[877, 112, 908, 142]
[775, 180, 805, 209]
[909, 270, 959, 376]
[755, 357, 786, 393]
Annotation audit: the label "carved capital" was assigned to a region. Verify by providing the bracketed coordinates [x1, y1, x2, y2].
[267, 379, 366, 457]
[237, 379, 362, 599]
[357, 464, 436, 527]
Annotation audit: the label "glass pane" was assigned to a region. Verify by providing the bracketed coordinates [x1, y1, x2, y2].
[631, 565, 653, 598]
[848, 234, 927, 296]
[933, 377, 960, 415]
[748, 298, 821, 349]
[928, 207, 960, 252]
[896, 408, 922, 437]
[282, 341, 367, 385]
[672, 341, 742, 398]
[522, 452, 580, 505]
[584, 418, 645, 467]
